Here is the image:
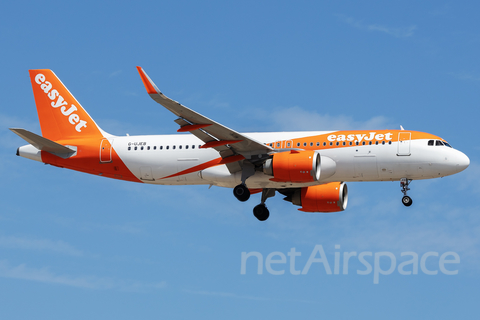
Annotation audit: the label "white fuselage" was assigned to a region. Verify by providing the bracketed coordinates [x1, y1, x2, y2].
[109, 131, 469, 189]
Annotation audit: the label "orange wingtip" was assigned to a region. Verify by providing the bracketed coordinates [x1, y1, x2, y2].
[136, 66, 157, 94]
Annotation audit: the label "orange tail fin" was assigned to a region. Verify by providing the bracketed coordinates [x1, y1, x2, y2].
[29, 69, 104, 141]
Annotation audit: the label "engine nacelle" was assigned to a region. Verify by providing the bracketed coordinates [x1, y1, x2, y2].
[290, 182, 348, 212]
[263, 150, 321, 183]
[263, 151, 337, 183]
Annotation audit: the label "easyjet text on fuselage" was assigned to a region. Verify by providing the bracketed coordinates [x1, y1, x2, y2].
[327, 132, 393, 143]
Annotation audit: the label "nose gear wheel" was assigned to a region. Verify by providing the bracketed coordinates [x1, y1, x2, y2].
[400, 178, 413, 207]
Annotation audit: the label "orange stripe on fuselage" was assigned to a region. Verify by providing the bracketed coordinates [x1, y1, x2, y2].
[160, 154, 245, 180]
[41, 138, 140, 183]
[268, 130, 442, 151]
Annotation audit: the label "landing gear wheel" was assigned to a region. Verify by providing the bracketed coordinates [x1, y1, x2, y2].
[253, 204, 270, 221]
[400, 178, 413, 207]
[233, 184, 250, 202]
[402, 196, 413, 207]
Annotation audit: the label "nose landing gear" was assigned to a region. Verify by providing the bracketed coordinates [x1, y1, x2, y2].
[400, 178, 413, 207]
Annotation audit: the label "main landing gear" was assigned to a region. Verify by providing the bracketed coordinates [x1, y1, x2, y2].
[253, 189, 275, 221]
[233, 184, 250, 202]
[233, 184, 275, 221]
[234, 160, 275, 221]
[400, 178, 413, 207]
[233, 161, 255, 202]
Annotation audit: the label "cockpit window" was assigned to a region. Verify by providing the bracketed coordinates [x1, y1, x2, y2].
[428, 140, 434, 146]
[435, 140, 444, 146]
[444, 141, 452, 148]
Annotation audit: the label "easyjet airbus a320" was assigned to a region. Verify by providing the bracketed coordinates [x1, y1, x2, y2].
[11, 68, 470, 221]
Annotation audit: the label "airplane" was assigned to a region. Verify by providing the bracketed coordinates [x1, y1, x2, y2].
[10, 67, 470, 221]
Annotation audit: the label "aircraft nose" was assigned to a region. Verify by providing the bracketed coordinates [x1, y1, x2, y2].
[454, 150, 470, 173]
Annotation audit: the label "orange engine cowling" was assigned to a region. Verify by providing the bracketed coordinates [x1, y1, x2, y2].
[290, 182, 348, 212]
[263, 150, 321, 183]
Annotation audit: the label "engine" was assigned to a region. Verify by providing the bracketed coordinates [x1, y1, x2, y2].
[262, 150, 320, 182]
[263, 150, 336, 183]
[281, 182, 348, 212]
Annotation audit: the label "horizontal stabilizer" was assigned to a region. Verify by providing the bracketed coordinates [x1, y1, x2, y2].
[9, 128, 75, 154]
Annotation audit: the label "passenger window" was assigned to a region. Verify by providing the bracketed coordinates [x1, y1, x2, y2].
[349, 142, 352, 146]
[277, 142, 281, 147]
[428, 140, 434, 146]
[297, 143, 300, 147]
[287, 142, 291, 147]
[316, 142, 320, 146]
[154, 146, 156, 150]
[323, 142, 326, 146]
[389, 141, 392, 145]
[343, 142, 346, 146]
[141, 146, 144, 150]
[128, 147, 131, 151]
[375, 141, 378, 145]
[147, 146, 150, 150]
[173, 145, 176, 149]
[355, 141, 359, 146]
[179, 145, 182, 149]
[382, 141, 385, 145]
[303, 142, 307, 147]
[362, 142, 366, 145]
[134, 147, 137, 150]
[192, 145, 195, 149]
[336, 142, 339, 146]
[166, 146, 169, 150]
[186, 145, 189, 149]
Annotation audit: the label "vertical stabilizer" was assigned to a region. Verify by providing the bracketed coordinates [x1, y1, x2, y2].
[29, 69, 104, 141]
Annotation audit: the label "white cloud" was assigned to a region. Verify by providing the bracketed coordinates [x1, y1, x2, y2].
[0, 260, 166, 292]
[0, 235, 84, 257]
[183, 289, 315, 303]
[448, 72, 480, 82]
[109, 70, 123, 77]
[268, 106, 393, 131]
[336, 14, 417, 38]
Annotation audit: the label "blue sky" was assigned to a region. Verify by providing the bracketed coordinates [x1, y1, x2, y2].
[1, 1, 479, 319]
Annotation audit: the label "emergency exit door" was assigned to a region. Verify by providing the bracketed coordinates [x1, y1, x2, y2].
[397, 132, 411, 156]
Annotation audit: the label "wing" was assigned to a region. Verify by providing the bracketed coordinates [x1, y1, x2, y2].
[136, 66, 273, 173]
